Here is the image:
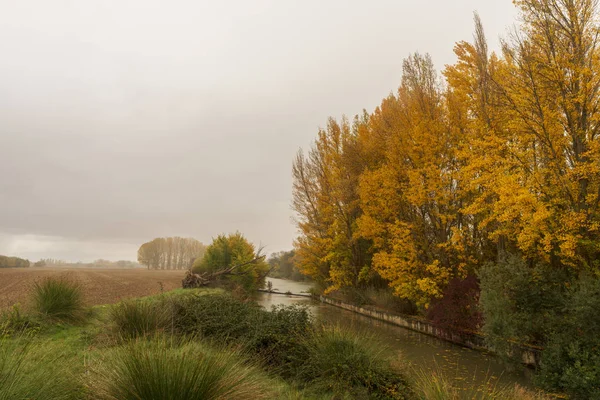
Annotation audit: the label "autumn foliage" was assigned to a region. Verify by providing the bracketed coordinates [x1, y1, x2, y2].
[293, 0, 600, 305]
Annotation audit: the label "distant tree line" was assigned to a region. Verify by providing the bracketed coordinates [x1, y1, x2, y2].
[268, 250, 310, 282]
[137, 237, 206, 270]
[34, 258, 66, 267]
[33, 259, 142, 268]
[0, 255, 30, 268]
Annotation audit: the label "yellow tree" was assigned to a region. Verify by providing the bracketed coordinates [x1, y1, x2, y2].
[357, 54, 466, 306]
[457, 0, 600, 269]
[292, 116, 371, 291]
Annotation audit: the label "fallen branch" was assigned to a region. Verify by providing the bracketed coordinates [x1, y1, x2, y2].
[182, 255, 266, 289]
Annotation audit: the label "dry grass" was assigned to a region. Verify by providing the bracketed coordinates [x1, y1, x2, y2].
[0, 268, 185, 310]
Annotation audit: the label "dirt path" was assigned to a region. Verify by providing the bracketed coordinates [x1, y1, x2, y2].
[0, 268, 185, 310]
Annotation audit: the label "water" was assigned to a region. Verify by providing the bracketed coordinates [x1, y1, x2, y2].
[258, 278, 533, 390]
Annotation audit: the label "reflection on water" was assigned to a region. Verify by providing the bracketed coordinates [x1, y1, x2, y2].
[258, 278, 533, 390]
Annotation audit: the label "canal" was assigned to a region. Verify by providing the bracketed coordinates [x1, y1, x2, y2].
[258, 277, 533, 391]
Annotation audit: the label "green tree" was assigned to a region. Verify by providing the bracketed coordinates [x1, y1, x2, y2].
[192, 232, 269, 291]
[268, 250, 309, 281]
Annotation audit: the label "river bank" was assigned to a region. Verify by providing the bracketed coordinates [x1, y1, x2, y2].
[259, 278, 537, 392]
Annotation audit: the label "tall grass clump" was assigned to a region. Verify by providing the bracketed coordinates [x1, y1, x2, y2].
[110, 300, 171, 339]
[32, 276, 84, 321]
[298, 326, 411, 399]
[412, 367, 550, 400]
[91, 336, 273, 400]
[0, 339, 78, 400]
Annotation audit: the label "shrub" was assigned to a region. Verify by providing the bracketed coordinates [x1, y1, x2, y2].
[243, 304, 312, 376]
[427, 275, 481, 332]
[32, 276, 85, 321]
[91, 337, 273, 400]
[479, 254, 600, 397]
[298, 326, 411, 399]
[0, 339, 78, 400]
[170, 293, 258, 340]
[110, 300, 171, 339]
[535, 275, 600, 399]
[478, 253, 568, 354]
[169, 293, 312, 374]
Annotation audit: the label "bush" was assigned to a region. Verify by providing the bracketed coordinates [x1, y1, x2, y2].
[170, 293, 258, 340]
[91, 337, 273, 400]
[169, 293, 312, 374]
[0, 339, 79, 400]
[535, 275, 600, 399]
[478, 253, 568, 354]
[32, 276, 85, 321]
[110, 300, 171, 339]
[243, 304, 312, 376]
[479, 253, 600, 397]
[298, 326, 411, 399]
[427, 275, 481, 332]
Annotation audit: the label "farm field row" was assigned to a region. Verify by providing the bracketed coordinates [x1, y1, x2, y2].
[0, 268, 185, 310]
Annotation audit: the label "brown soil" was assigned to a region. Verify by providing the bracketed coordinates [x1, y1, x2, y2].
[0, 267, 185, 311]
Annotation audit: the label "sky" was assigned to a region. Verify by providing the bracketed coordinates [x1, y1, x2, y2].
[0, 0, 518, 262]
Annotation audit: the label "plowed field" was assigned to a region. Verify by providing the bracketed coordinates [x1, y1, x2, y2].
[0, 268, 185, 310]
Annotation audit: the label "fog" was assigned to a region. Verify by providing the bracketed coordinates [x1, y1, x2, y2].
[0, 1, 517, 261]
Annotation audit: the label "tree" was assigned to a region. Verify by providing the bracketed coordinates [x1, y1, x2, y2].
[137, 237, 205, 270]
[268, 250, 310, 281]
[356, 53, 467, 306]
[0, 255, 30, 268]
[192, 232, 269, 291]
[292, 116, 372, 292]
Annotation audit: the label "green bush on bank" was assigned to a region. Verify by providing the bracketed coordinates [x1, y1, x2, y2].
[168, 292, 411, 399]
[169, 293, 312, 375]
[479, 253, 600, 398]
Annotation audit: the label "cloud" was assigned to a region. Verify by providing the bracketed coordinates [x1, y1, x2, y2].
[0, 0, 517, 261]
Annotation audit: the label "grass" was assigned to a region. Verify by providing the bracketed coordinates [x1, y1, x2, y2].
[89, 336, 274, 400]
[32, 276, 84, 321]
[412, 367, 552, 400]
[298, 326, 411, 399]
[0, 338, 80, 400]
[0, 285, 555, 400]
[110, 299, 171, 339]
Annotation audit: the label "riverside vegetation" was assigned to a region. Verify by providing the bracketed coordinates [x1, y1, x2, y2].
[290, 1, 600, 397]
[0, 276, 550, 400]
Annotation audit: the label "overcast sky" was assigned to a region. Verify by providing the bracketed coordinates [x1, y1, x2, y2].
[0, 1, 517, 262]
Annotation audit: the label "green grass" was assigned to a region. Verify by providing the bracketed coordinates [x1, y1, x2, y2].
[0, 286, 555, 400]
[298, 326, 411, 399]
[110, 299, 171, 339]
[0, 338, 81, 400]
[89, 336, 274, 400]
[32, 276, 85, 321]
